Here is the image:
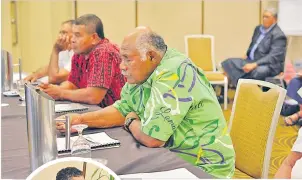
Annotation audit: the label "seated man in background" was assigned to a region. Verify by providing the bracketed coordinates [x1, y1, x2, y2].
[275, 127, 302, 178]
[40, 14, 125, 107]
[221, 7, 287, 87]
[57, 27, 235, 178]
[24, 20, 74, 84]
[56, 167, 84, 180]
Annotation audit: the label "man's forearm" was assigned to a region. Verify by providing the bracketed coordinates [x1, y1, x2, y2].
[33, 66, 48, 78]
[48, 48, 61, 83]
[274, 156, 294, 178]
[60, 88, 105, 105]
[60, 81, 77, 90]
[129, 120, 165, 148]
[79, 106, 125, 128]
[275, 152, 302, 178]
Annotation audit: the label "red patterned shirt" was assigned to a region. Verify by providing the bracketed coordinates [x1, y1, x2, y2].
[68, 38, 126, 107]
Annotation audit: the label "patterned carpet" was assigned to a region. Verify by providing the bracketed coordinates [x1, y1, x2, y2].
[221, 89, 300, 178]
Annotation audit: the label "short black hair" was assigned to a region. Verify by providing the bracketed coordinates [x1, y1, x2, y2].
[56, 167, 83, 180]
[75, 14, 105, 39]
[62, 19, 75, 25]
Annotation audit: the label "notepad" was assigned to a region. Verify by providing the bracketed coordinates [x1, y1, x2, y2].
[3, 90, 19, 97]
[119, 168, 199, 179]
[55, 103, 89, 113]
[57, 132, 120, 154]
[298, 87, 302, 98]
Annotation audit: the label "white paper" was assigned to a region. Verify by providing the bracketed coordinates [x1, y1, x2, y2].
[3, 90, 19, 97]
[297, 87, 302, 98]
[119, 168, 199, 179]
[55, 103, 88, 113]
[57, 132, 119, 151]
[285, 99, 299, 105]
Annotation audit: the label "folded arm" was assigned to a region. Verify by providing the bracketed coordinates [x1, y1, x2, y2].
[126, 112, 165, 148]
[48, 34, 72, 84]
[48, 48, 70, 84]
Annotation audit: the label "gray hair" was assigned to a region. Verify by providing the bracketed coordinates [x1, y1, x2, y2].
[135, 32, 167, 60]
[264, 7, 278, 19]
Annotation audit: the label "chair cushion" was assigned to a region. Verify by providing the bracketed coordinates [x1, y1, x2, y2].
[204, 72, 225, 81]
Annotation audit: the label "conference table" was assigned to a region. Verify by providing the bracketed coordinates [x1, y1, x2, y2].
[1, 95, 212, 179]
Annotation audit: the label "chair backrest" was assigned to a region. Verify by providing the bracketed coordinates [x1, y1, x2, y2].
[184, 35, 216, 72]
[228, 79, 286, 178]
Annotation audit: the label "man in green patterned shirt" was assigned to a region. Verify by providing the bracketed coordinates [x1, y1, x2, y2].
[57, 27, 235, 178]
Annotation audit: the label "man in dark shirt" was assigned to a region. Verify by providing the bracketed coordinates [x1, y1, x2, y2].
[222, 8, 287, 87]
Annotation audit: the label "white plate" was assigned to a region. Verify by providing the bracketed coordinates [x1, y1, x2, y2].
[3, 90, 19, 97]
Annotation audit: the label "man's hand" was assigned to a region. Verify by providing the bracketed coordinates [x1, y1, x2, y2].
[125, 112, 140, 120]
[243, 55, 248, 59]
[125, 112, 140, 130]
[39, 83, 63, 100]
[56, 113, 82, 133]
[243, 63, 258, 73]
[297, 70, 302, 78]
[54, 34, 70, 52]
[24, 73, 39, 83]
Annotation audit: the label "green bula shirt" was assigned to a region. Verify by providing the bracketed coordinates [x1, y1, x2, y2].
[113, 48, 235, 178]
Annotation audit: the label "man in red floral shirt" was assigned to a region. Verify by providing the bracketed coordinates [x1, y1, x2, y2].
[40, 14, 125, 107]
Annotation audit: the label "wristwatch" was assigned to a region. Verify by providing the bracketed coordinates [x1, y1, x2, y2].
[124, 117, 136, 133]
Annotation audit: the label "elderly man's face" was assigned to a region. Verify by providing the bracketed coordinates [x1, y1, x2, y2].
[262, 11, 276, 29]
[71, 176, 85, 180]
[120, 42, 154, 84]
[71, 25, 96, 54]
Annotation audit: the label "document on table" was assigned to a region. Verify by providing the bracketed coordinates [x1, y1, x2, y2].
[119, 168, 199, 179]
[298, 87, 302, 98]
[55, 103, 88, 113]
[57, 132, 120, 154]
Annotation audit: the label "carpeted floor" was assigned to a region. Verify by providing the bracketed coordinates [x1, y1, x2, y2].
[220, 89, 299, 178]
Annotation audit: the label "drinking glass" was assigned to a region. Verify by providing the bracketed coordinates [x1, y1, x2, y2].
[16, 79, 26, 106]
[71, 124, 91, 158]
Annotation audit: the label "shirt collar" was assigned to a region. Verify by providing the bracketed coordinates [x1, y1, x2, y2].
[84, 38, 109, 60]
[260, 23, 276, 34]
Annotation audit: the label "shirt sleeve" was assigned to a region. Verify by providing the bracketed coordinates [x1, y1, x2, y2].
[292, 128, 302, 153]
[87, 50, 120, 89]
[112, 84, 133, 117]
[64, 61, 72, 72]
[63, 51, 73, 72]
[58, 51, 65, 69]
[141, 69, 195, 142]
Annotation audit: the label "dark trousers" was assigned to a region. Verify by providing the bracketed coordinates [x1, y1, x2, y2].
[221, 58, 272, 86]
[287, 77, 302, 104]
